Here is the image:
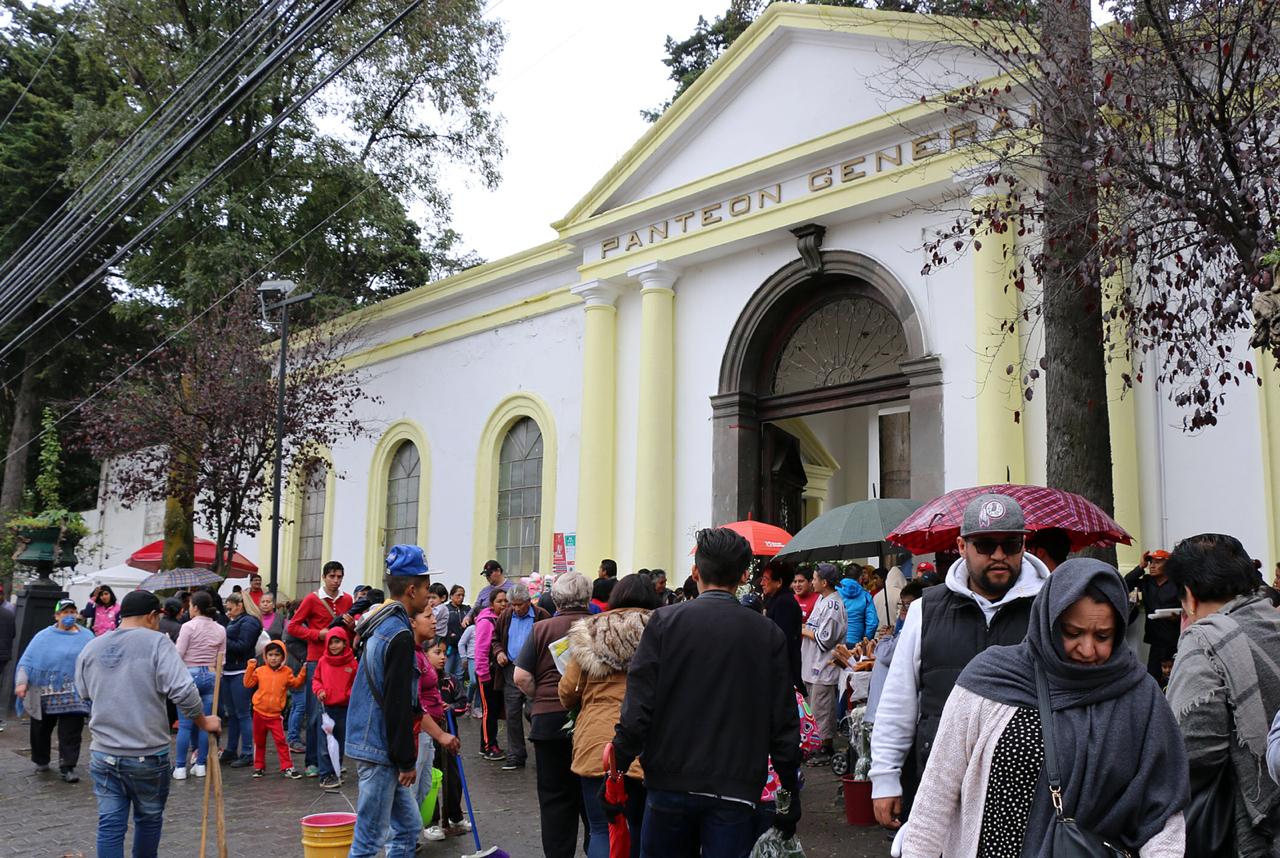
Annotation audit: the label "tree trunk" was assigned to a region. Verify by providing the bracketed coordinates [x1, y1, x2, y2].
[1040, 0, 1116, 562]
[0, 357, 40, 519]
[161, 491, 195, 571]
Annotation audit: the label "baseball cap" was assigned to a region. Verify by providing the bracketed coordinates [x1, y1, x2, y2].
[54, 598, 77, 612]
[120, 590, 162, 618]
[1147, 549, 1170, 560]
[915, 561, 936, 574]
[960, 493, 1029, 538]
[384, 544, 429, 577]
[815, 563, 842, 587]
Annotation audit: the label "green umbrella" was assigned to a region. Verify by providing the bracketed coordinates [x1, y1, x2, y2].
[773, 498, 924, 562]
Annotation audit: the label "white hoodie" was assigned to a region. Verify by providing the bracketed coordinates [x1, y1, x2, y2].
[868, 552, 1050, 802]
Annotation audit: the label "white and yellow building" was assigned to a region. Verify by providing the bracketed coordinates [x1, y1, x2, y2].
[91, 5, 1280, 597]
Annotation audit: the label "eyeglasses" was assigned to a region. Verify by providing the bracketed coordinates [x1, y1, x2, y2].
[966, 536, 1025, 556]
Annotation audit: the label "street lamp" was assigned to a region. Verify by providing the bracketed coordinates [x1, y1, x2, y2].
[259, 279, 314, 598]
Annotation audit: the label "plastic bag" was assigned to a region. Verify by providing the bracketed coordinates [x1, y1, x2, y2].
[750, 828, 805, 858]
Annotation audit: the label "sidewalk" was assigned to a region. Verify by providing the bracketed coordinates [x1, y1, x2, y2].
[0, 715, 890, 856]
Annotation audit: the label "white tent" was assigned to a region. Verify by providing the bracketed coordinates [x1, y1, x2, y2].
[66, 563, 151, 608]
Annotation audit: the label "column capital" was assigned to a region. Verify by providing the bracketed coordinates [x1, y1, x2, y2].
[627, 260, 681, 293]
[571, 279, 626, 308]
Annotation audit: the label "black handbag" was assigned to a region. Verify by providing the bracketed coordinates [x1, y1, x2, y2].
[1035, 666, 1133, 858]
[1183, 748, 1235, 854]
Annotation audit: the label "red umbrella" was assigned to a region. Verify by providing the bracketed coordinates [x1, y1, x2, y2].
[888, 484, 1133, 554]
[602, 744, 630, 858]
[127, 538, 259, 577]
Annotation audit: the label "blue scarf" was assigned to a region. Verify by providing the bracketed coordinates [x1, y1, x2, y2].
[16, 625, 93, 716]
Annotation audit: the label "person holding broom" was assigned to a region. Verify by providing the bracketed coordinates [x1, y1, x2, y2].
[347, 545, 460, 858]
[75, 589, 222, 858]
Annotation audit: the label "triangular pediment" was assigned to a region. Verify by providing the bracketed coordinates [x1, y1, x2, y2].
[554, 4, 984, 234]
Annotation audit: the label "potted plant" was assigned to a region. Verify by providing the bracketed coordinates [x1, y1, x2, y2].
[8, 408, 88, 579]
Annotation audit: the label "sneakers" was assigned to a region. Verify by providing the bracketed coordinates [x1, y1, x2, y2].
[283, 768, 302, 779]
[230, 756, 253, 768]
[60, 768, 80, 784]
[192, 764, 207, 777]
[172, 767, 188, 780]
[34, 764, 51, 773]
[423, 826, 447, 842]
[501, 759, 525, 770]
[480, 748, 504, 761]
[304, 765, 320, 778]
[252, 769, 265, 779]
[469, 708, 482, 720]
[319, 775, 342, 790]
[446, 819, 472, 835]
[288, 742, 305, 753]
[219, 749, 235, 764]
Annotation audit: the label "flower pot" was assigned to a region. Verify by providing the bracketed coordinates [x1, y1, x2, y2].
[13, 526, 80, 569]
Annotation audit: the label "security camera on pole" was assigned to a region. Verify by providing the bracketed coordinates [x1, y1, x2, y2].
[258, 279, 314, 598]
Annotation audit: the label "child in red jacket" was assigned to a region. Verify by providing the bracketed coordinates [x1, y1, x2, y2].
[312, 627, 356, 789]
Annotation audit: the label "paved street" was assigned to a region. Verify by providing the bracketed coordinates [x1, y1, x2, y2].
[0, 714, 890, 857]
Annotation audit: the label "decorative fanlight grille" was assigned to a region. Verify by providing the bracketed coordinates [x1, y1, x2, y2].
[772, 297, 907, 394]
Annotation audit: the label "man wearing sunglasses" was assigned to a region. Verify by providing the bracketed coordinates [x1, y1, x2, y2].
[868, 492, 1050, 839]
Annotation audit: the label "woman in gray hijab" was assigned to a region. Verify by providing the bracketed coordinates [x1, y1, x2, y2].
[900, 558, 1188, 857]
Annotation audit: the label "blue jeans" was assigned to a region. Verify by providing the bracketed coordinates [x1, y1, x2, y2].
[467, 660, 479, 709]
[221, 674, 254, 758]
[640, 789, 758, 858]
[175, 667, 215, 767]
[582, 776, 646, 858]
[305, 659, 319, 768]
[445, 649, 466, 702]
[287, 685, 305, 745]
[317, 704, 347, 779]
[350, 760, 420, 858]
[89, 750, 171, 858]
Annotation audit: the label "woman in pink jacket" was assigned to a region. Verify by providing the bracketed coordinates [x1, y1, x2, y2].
[473, 589, 508, 759]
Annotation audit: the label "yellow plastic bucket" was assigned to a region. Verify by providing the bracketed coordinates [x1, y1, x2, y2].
[300, 811, 356, 857]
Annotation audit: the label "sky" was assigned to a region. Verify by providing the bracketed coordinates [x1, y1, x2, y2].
[435, 0, 729, 262]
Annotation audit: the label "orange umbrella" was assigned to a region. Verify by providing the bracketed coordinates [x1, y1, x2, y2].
[719, 517, 793, 556]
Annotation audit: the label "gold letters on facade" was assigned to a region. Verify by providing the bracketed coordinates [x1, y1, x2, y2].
[600, 122, 977, 258]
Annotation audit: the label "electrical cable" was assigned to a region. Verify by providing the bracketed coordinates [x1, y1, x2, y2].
[0, 0, 411, 361]
[0, 0, 88, 140]
[0, 166, 390, 470]
[0, 0, 303, 322]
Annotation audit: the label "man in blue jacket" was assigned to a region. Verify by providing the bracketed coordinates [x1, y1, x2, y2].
[347, 545, 459, 858]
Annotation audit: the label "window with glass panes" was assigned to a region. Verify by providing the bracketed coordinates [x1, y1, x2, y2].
[384, 441, 421, 554]
[295, 461, 328, 593]
[496, 417, 543, 575]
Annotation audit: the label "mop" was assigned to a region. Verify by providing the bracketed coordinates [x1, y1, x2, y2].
[199, 652, 228, 858]
[447, 710, 509, 858]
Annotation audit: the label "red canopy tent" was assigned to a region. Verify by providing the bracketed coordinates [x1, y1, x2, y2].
[127, 538, 258, 577]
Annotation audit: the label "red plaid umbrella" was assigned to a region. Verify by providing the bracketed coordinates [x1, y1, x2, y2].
[887, 484, 1133, 554]
[602, 744, 630, 858]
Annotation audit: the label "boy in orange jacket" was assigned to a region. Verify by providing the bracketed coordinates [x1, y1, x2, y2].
[244, 640, 307, 778]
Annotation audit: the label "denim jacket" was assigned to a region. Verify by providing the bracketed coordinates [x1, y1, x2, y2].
[345, 604, 416, 767]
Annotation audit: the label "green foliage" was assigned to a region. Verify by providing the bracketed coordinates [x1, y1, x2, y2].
[9, 408, 89, 537]
[34, 407, 60, 510]
[71, 0, 504, 324]
[642, 0, 1002, 121]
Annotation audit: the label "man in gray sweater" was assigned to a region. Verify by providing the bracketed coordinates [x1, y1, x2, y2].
[76, 590, 221, 858]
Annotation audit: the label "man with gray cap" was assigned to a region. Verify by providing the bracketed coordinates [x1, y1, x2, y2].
[869, 492, 1049, 835]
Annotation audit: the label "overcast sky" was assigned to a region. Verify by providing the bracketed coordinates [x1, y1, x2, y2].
[436, 0, 728, 262]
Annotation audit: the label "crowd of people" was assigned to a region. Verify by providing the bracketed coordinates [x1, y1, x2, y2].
[6, 490, 1280, 857]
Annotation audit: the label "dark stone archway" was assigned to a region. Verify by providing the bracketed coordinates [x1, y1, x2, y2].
[711, 250, 944, 524]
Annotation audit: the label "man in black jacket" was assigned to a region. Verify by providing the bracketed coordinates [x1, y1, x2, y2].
[761, 559, 804, 695]
[612, 528, 801, 855]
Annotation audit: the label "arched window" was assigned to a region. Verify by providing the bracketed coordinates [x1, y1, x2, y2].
[384, 441, 421, 553]
[496, 417, 543, 575]
[295, 461, 328, 593]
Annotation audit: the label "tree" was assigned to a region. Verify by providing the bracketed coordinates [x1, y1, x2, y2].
[642, 0, 986, 120]
[80, 288, 379, 574]
[74, 0, 503, 323]
[0, 1, 146, 524]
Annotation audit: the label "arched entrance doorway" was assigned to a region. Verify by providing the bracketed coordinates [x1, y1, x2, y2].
[711, 250, 944, 528]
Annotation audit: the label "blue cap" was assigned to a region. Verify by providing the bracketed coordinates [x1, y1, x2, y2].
[385, 544, 429, 576]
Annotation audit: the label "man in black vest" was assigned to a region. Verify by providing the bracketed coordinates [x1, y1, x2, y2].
[868, 493, 1050, 836]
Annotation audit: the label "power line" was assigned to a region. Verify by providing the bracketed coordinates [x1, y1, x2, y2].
[0, 1, 87, 141]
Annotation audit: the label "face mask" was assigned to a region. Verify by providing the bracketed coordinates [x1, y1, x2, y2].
[59, 615, 76, 628]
